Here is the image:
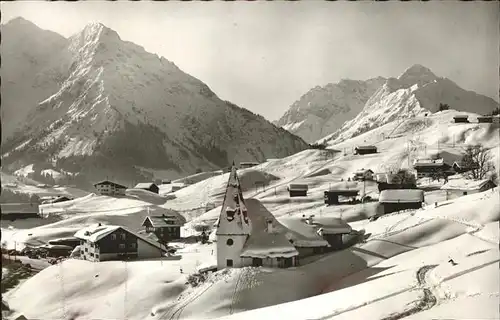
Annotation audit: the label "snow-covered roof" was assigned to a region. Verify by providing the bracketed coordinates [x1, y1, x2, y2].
[308, 217, 352, 234]
[216, 166, 252, 236]
[413, 158, 445, 167]
[74, 224, 167, 252]
[240, 231, 298, 259]
[278, 217, 330, 247]
[288, 184, 308, 191]
[93, 180, 127, 189]
[134, 182, 157, 189]
[142, 214, 185, 228]
[355, 168, 374, 174]
[379, 189, 424, 203]
[355, 145, 377, 150]
[74, 225, 121, 242]
[441, 179, 495, 191]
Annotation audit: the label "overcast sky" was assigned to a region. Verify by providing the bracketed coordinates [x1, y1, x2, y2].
[2, 1, 499, 121]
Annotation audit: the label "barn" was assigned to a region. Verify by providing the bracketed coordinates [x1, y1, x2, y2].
[354, 146, 377, 155]
[453, 115, 469, 123]
[134, 182, 160, 194]
[287, 184, 308, 197]
[441, 178, 497, 200]
[378, 189, 425, 215]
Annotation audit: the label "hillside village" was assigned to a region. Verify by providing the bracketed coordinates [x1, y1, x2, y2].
[1, 107, 499, 320]
[1, 5, 500, 320]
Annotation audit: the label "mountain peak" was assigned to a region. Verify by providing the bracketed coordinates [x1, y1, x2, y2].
[398, 64, 437, 81]
[82, 22, 119, 39]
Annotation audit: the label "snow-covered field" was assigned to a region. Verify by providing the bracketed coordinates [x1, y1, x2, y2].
[2, 111, 499, 320]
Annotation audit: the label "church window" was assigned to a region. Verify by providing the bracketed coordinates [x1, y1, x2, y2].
[226, 238, 234, 246]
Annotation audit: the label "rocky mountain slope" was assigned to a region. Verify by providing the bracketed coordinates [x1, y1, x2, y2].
[320, 64, 499, 145]
[274, 77, 386, 143]
[1, 18, 307, 187]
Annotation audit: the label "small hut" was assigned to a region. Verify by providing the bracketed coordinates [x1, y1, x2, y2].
[378, 189, 425, 214]
[287, 184, 308, 197]
[453, 115, 469, 123]
[324, 189, 359, 205]
[354, 146, 378, 155]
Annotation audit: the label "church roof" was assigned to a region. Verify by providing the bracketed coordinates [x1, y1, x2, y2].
[215, 165, 252, 236]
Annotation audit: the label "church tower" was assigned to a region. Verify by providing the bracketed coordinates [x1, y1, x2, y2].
[216, 164, 252, 269]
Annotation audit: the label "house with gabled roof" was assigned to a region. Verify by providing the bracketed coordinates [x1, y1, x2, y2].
[441, 178, 497, 200]
[134, 182, 159, 194]
[141, 212, 186, 243]
[93, 180, 127, 196]
[378, 189, 425, 215]
[74, 223, 167, 262]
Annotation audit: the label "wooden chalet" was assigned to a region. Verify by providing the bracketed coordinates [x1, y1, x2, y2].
[74, 224, 168, 262]
[413, 158, 452, 179]
[287, 184, 308, 197]
[354, 146, 377, 155]
[378, 189, 425, 215]
[93, 180, 127, 196]
[477, 116, 493, 123]
[324, 189, 359, 205]
[0, 203, 40, 221]
[353, 168, 374, 181]
[441, 179, 497, 200]
[141, 213, 186, 243]
[453, 115, 469, 123]
[134, 182, 160, 194]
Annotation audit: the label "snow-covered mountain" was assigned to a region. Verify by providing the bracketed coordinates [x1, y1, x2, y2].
[1, 18, 308, 186]
[274, 77, 386, 143]
[321, 64, 499, 145]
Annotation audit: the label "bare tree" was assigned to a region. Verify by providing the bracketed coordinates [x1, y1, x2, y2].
[461, 145, 495, 180]
[389, 169, 416, 185]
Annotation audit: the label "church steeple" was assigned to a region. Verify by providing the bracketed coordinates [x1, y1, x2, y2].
[216, 164, 251, 235]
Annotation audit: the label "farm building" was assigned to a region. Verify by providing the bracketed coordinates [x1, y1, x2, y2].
[239, 162, 260, 169]
[74, 224, 168, 262]
[453, 115, 469, 123]
[0, 203, 40, 220]
[141, 213, 186, 243]
[134, 182, 159, 194]
[378, 189, 425, 215]
[477, 116, 493, 123]
[441, 178, 497, 200]
[324, 189, 359, 205]
[287, 184, 308, 197]
[413, 158, 452, 179]
[354, 146, 377, 155]
[305, 216, 352, 250]
[353, 169, 374, 181]
[93, 180, 127, 196]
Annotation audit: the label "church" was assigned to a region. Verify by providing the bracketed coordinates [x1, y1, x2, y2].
[215, 165, 299, 269]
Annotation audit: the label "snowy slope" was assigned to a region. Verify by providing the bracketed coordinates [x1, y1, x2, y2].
[276, 77, 386, 143]
[321, 64, 499, 145]
[1, 18, 307, 187]
[2, 94, 499, 320]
